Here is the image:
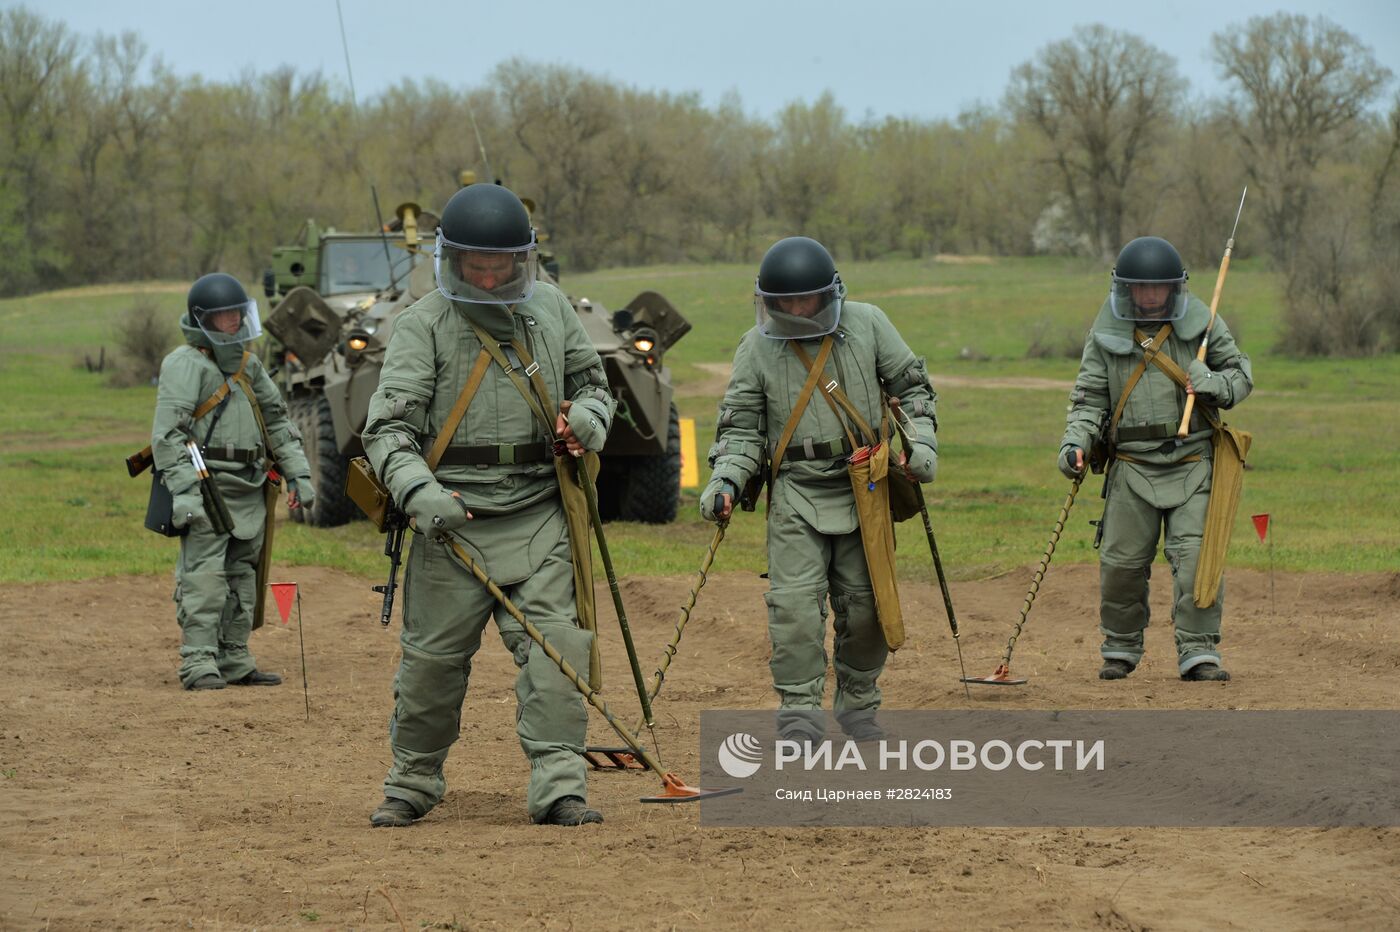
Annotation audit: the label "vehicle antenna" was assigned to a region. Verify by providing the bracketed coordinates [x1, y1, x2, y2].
[335, 0, 401, 293]
[466, 97, 495, 184]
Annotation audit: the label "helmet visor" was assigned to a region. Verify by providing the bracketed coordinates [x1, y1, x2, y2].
[755, 276, 844, 339]
[192, 299, 262, 346]
[1109, 277, 1188, 323]
[434, 231, 537, 306]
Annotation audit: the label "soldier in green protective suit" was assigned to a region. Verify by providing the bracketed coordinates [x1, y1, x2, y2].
[151, 273, 315, 691]
[701, 237, 938, 743]
[361, 184, 616, 828]
[1060, 237, 1253, 682]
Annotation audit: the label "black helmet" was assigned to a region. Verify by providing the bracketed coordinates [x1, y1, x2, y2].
[186, 272, 261, 346]
[758, 236, 838, 295]
[435, 184, 538, 306]
[754, 237, 845, 340]
[439, 183, 534, 250]
[188, 272, 249, 315]
[1110, 236, 1189, 322]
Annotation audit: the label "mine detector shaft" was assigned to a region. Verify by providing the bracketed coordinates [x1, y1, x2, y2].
[262, 185, 691, 530]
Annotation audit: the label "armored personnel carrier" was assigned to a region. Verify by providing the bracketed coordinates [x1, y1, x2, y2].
[263, 199, 689, 527]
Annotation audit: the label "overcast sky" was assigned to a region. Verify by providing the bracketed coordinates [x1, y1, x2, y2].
[23, 0, 1400, 120]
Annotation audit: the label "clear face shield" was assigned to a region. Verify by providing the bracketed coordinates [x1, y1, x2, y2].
[1110, 276, 1188, 323]
[434, 231, 538, 306]
[191, 299, 262, 345]
[755, 276, 845, 340]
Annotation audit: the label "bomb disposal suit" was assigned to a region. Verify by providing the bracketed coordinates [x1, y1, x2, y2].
[360, 184, 615, 826]
[151, 273, 314, 690]
[702, 237, 938, 741]
[1059, 237, 1253, 681]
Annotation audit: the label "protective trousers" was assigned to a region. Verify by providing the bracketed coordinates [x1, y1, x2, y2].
[1098, 462, 1223, 675]
[174, 519, 262, 688]
[383, 513, 591, 823]
[764, 504, 888, 738]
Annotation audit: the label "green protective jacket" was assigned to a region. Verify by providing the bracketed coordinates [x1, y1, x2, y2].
[1061, 294, 1253, 507]
[362, 282, 615, 515]
[707, 300, 937, 534]
[151, 322, 312, 540]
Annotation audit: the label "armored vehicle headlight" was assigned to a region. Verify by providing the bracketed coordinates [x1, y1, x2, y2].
[348, 336, 370, 352]
[631, 327, 658, 355]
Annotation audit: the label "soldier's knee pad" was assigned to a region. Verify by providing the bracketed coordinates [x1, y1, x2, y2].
[392, 644, 470, 754]
[1100, 562, 1149, 604]
[831, 590, 886, 674]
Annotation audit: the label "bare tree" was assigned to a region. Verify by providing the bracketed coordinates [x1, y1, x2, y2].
[493, 59, 616, 270]
[1211, 13, 1392, 266]
[760, 93, 853, 248]
[0, 7, 79, 292]
[1006, 25, 1184, 261]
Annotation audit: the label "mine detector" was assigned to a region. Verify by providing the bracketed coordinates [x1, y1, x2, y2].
[266, 187, 733, 804]
[262, 186, 691, 527]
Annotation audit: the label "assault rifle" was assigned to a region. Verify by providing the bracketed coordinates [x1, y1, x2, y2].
[345, 456, 408, 627]
[374, 505, 408, 627]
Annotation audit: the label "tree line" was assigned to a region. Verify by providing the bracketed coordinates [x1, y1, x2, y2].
[2, 8, 1397, 353]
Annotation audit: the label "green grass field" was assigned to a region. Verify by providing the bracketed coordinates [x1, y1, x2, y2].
[2, 256, 1396, 584]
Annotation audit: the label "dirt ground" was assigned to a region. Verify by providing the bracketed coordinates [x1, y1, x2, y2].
[3, 559, 1399, 931]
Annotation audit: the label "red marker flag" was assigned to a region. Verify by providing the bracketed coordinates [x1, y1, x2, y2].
[270, 582, 298, 625]
[1251, 514, 1270, 542]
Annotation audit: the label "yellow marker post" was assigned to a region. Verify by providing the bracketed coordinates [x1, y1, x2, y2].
[679, 417, 699, 488]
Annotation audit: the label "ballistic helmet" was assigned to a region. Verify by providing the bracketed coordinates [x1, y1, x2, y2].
[186, 272, 261, 346]
[434, 183, 538, 306]
[754, 237, 845, 339]
[1110, 236, 1189, 322]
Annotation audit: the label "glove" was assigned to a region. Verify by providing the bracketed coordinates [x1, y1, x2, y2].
[171, 488, 209, 531]
[1058, 447, 1086, 480]
[700, 478, 737, 522]
[565, 402, 609, 453]
[1187, 360, 1227, 403]
[904, 442, 937, 483]
[288, 477, 316, 511]
[404, 482, 472, 540]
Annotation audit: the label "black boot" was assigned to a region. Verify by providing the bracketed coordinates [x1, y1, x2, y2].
[1182, 662, 1231, 682]
[539, 796, 603, 826]
[230, 670, 282, 686]
[1098, 659, 1136, 680]
[370, 797, 420, 828]
[187, 673, 226, 691]
[837, 711, 886, 743]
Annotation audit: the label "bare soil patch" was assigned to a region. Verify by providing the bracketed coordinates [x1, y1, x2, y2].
[3, 564, 1398, 929]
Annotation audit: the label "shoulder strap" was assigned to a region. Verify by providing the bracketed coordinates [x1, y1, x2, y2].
[1109, 324, 1173, 437]
[425, 348, 493, 470]
[190, 350, 249, 419]
[230, 353, 277, 468]
[789, 340, 876, 447]
[464, 319, 556, 438]
[769, 336, 835, 480]
[508, 333, 561, 428]
[1132, 324, 1221, 430]
[131, 353, 250, 471]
